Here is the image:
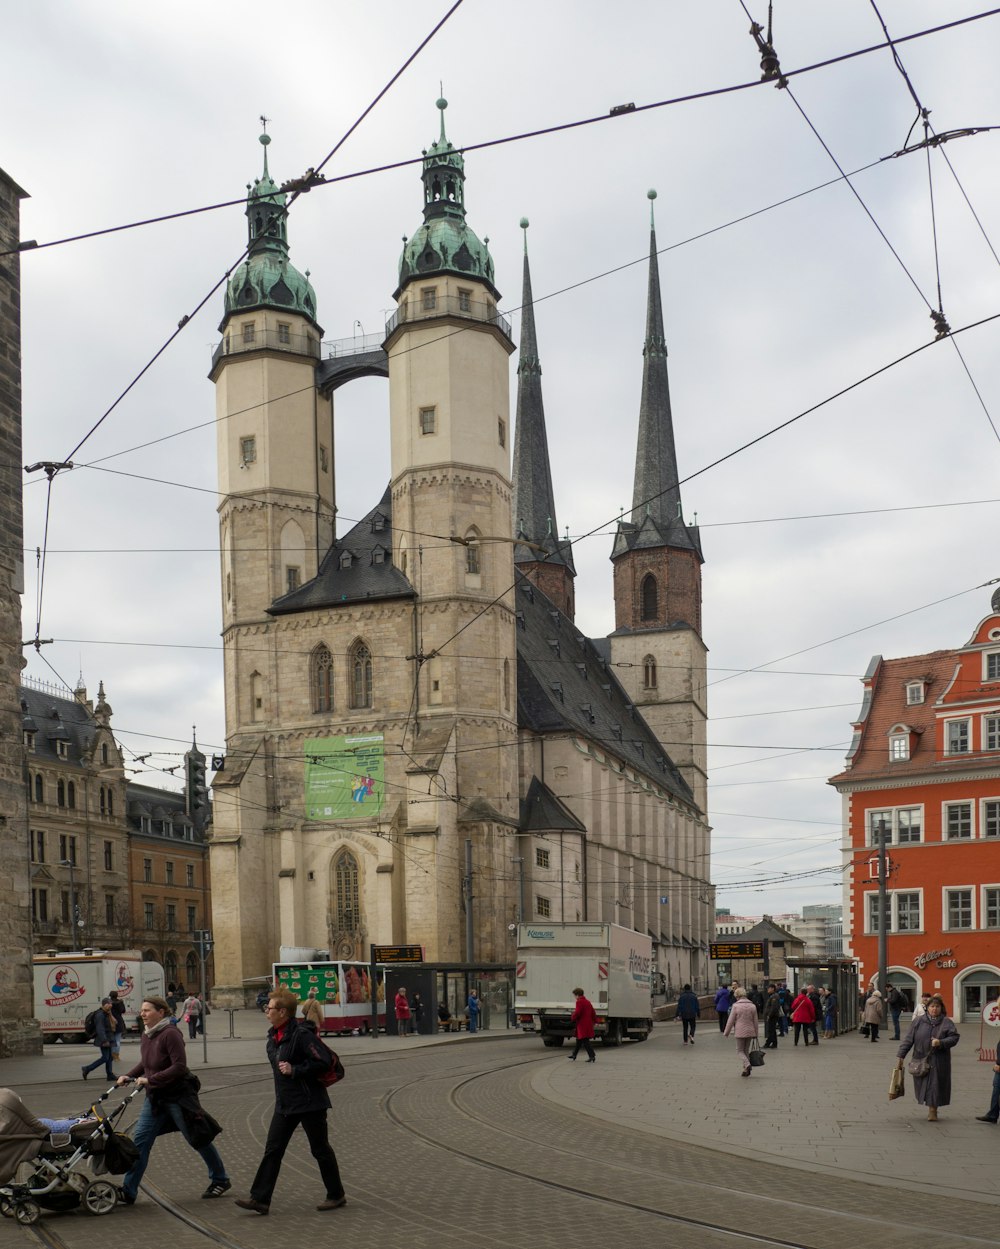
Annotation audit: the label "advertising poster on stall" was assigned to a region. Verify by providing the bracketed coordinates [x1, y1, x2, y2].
[304, 734, 384, 821]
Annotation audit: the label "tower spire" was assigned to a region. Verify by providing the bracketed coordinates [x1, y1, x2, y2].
[511, 219, 575, 618]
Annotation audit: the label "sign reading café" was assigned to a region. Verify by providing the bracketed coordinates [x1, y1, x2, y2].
[913, 947, 958, 970]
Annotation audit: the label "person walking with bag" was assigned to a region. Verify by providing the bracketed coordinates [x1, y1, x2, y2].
[81, 998, 117, 1081]
[895, 995, 959, 1121]
[723, 987, 760, 1076]
[115, 996, 230, 1204]
[236, 988, 346, 1215]
[182, 993, 201, 1041]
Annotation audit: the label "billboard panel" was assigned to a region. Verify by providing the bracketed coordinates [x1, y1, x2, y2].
[305, 734, 384, 821]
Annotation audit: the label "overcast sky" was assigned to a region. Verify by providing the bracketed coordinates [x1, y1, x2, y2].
[6, 2, 1000, 918]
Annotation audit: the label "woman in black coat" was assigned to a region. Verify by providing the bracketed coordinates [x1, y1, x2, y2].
[895, 995, 959, 1121]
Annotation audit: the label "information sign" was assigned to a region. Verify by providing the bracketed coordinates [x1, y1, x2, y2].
[710, 941, 764, 960]
[371, 944, 423, 964]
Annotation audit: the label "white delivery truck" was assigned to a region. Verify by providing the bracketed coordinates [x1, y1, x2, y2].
[514, 921, 653, 1046]
[33, 951, 165, 1042]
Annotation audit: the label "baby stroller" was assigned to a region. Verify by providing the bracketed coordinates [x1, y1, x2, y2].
[0, 1085, 142, 1226]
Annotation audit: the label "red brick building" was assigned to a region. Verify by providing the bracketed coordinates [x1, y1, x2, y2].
[830, 594, 1000, 1022]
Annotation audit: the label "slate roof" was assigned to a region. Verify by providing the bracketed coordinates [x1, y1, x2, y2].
[20, 685, 98, 769]
[828, 648, 957, 786]
[514, 573, 697, 810]
[738, 916, 805, 946]
[520, 775, 586, 833]
[511, 245, 574, 573]
[268, 485, 415, 616]
[126, 782, 206, 844]
[611, 221, 702, 563]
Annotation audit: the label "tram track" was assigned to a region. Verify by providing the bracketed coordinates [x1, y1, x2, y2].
[11, 1044, 999, 1249]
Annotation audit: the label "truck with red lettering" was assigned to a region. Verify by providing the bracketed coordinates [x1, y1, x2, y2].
[33, 950, 164, 1041]
[514, 922, 653, 1046]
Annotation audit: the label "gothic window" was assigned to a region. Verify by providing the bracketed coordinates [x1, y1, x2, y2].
[465, 530, 481, 575]
[333, 851, 360, 932]
[165, 951, 178, 982]
[643, 655, 658, 689]
[311, 644, 334, 714]
[100, 786, 106, 815]
[108, 789, 114, 817]
[503, 658, 511, 711]
[101, 743, 109, 764]
[34, 774, 43, 803]
[58, 779, 66, 807]
[68, 781, 75, 809]
[640, 574, 658, 622]
[186, 952, 198, 983]
[349, 641, 373, 709]
[250, 671, 263, 722]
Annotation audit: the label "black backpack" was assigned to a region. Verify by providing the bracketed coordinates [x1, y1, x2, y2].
[83, 1009, 100, 1039]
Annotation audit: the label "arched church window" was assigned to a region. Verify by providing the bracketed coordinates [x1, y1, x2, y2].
[640, 574, 658, 622]
[349, 641, 373, 709]
[333, 851, 360, 932]
[465, 530, 481, 575]
[643, 655, 658, 690]
[311, 644, 334, 714]
[185, 952, 198, 984]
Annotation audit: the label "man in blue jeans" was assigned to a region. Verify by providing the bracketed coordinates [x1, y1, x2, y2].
[975, 1061, 1000, 1123]
[116, 996, 230, 1204]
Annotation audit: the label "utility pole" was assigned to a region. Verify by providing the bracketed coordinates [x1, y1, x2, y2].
[464, 839, 474, 962]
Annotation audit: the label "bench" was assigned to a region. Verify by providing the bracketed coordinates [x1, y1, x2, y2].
[437, 1017, 466, 1032]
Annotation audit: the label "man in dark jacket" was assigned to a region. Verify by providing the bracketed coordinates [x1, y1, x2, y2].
[236, 988, 346, 1215]
[82, 999, 116, 1080]
[762, 985, 782, 1048]
[714, 984, 732, 1033]
[807, 984, 823, 1045]
[676, 984, 700, 1045]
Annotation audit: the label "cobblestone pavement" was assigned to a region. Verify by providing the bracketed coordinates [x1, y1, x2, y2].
[4, 1015, 998, 1248]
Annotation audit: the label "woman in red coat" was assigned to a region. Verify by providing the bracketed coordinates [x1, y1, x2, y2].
[790, 990, 816, 1047]
[569, 987, 597, 1063]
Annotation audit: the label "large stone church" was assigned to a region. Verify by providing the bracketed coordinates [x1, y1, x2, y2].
[208, 102, 713, 997]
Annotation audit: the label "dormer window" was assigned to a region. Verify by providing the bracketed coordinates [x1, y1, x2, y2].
[339, 552, 353, 570]
[906, 681, 924, 705]
[372, 547, 386, 565]
[23, 730, 35, 750]
[371, 514, 385, 533]
[56, 740, 68, 760]
[889, 732, 909, 761]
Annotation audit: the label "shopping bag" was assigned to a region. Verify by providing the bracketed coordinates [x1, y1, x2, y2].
[888, 1064, 905, 1100]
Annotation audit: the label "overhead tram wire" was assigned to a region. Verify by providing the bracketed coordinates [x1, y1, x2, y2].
[742, 1, 1000, 448]
[5, 7, 1000, 262]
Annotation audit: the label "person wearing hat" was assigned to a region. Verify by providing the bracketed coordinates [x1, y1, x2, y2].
[82, 999, 117, 1081]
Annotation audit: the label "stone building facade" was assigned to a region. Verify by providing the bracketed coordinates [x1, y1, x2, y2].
[0, 166, 40, 1055]
[208, 109, 713, 999]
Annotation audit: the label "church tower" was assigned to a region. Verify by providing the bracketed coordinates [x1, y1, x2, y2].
[511, 221, 575, 619]
[211, 128, 333, 697]
[385, 98, 519, 960]
[610, 191, 707, 812]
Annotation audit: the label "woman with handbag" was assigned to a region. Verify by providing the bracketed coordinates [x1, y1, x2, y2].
[723, 987, 760, 1077]
[895, 995, 960, 1121]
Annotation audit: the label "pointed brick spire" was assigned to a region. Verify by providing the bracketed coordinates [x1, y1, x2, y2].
[511, 220, 575, 617]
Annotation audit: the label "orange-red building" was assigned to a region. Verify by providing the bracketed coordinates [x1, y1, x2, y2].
[830, 594, 1000, 1022]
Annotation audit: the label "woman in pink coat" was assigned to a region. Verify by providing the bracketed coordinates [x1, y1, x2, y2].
[723, 987, 760, 1076]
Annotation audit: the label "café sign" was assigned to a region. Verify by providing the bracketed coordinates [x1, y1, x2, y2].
[913, 947, 958, 970]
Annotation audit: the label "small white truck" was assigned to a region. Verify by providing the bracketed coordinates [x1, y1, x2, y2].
[33, 950, 164, 1041]
[514, 921, 654, 1046]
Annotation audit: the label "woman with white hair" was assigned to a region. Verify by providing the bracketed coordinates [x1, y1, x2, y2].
[723, 987, 760, 1077]
[862, 989, 885, 1042]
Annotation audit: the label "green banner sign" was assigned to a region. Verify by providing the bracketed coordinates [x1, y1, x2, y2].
[305, 734, 384, 821]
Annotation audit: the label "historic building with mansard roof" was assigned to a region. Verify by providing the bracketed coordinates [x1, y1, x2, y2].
[208, 104, 713, 999]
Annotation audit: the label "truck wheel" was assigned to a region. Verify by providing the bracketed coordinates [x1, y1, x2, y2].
[541, 1036, 565, 1048]
[602, 1020, 623, 1047]
[632, 1029, 649, 1042]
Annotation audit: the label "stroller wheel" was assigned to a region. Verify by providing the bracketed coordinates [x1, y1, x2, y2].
[83, 1181, 118, 1216]
[0, 1195, 14, 1218]
[14, 1200, 40, 1226]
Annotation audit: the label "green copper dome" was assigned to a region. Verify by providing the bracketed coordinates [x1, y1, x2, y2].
[222, 131, 320, 330]
[395, 98, 497, 299]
